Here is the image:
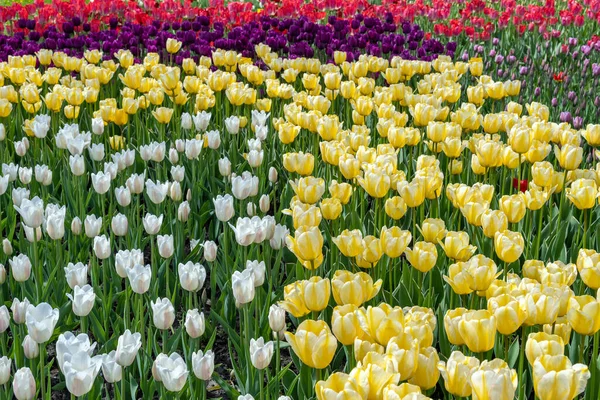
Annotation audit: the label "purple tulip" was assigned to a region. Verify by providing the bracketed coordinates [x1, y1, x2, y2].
[560, 112, 572, 123]
[573, 116, 583, 129]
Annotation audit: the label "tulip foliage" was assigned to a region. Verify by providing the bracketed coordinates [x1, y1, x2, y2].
[1, 3, 600, 400]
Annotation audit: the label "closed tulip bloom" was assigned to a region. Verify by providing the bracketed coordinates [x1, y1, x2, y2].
[184, 309, 205, 339]
[576, 249, 600, 289]
[419, 218, 446, 243]
[440, 231, 476, 261]
[127, 264, 151, 294]
[566, 295, 600, 335]
[191, 349, 214, 381]
[408, 347, 440, 390]
[465, 255, 499, 292]
[332, 304, 364, 346]
[84, 215, 102, 238]
[332, 229, 364, 258]
[22, 335, 39, 359]
[25, 302, 59, 343]
[380, 226, 412, 258]
[350, 363, 400, 400]
[508, 124, 532, 154]
[287, 225, 324, 264]
[470, 359, 518, 400]
[339, 154, 361, 179]
[437, 351, 480, 397]
[358, 235, 383, 268]
[487, 294, 527, 335]
[524, 187, 550, 210]
[13, 367, 36, 400]
[566, 178, 598, 209]
[245, 260, 266, 287]
[9, 254, 32, 282]
[232, 269, 255, 305]
[0, 356, 10, 385]
[11, 298, 30, 325]
[480, 209, 508, 239]
[249, 337, 274, 370]
[63, 351, 103, 397]
[279, 282, 309, 318]
[386, 333, 420, 380]
[157, 234, 174, 258]
[320, 198, 342, 220]
[398, 179, 426, 208]
[290, 176, 325, 204]
[289, 203, 322, 229]
[93, 235, 111, 259]
[153, 353, 188, 392]
[458, 310, 497, 353]
[357, 304, 404, 346]
[151, 298, 175, 330]
[268, 304, 286, 332]
[111, 213, 128, 237]
[143, 213, 163, 235]
[383, 382, 425, 400]
[115, 330, 142, 367]
[329, 181, 353, 205]
[533, 355, 590, 400]
[543, 316, 572, 344]
[444, 308, 467, 345]
[14, 196, 44, 228]
[213, 194, 234, 222]
[66, 285, 95, 317]
[444, 262, 475, 295]
[102, 351, 122, 383]
[302, 276, 330, 312]
[385, 196, 408, 220]
[499, 194, 527, 223]
[178, 262, 206, 292]
[285, 319, 337, 369]
[153, 107, 174, 124]
[91, 172, 111, 194]
[331, 270, 382, 306]
[405, 241, 438, 273]
[357, 170, 391, 198]
[494, 230, 524, 264]
[554, 144, 583, 170]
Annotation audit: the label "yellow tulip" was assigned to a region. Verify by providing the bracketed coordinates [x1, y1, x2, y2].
[508, 124, 532, 154]
[444, 308, 468, 345]
[302, 277, 331, 312]
[582, 124, 600, 146]
[280, 281, 310, 318]
[470, 359, 518, 400]
[532, 355, 590, 400]
[383, 196, 407, 220]
[525, 332, 565, 365]
[152, 107, 173, 124]
[408, 346, 440, 391]
[285, 319, 337, 369]
[331, 305, 362, 346]
[499, 193, 527, 224]
[286, 225, 323, 264]
[457, 310, 496, 353]
[398, 178, 426, 208]
[444, 262, 474, 295]
[350, 363, 400, 400]
[405, 241, 438, 273]
[566, 295, 600, 335]
[494, 230, 524, 264]
[290, 176, 325, 204]
[109, 135, 125, 151]
[385, 333, 420, 380]
[320, 198, 342, 221]
[480, 209, 508, 238]
[357, 170, 391, 198]
[278, 122, 301, 144]
[524, 187, 551, 210]
[440, 231, 476, 261]
[522, 292, 560, 326]
[437, 351, 480, 397]
[357, 304, 404, 346]
[331, 270, 382, 306]
[475, 139, 503, 168]
[487, 294, 527, 335]
[283, 151, 315, 176]
[357, 235, 383, 268]
[543, 316, 572, 344]
[554, 144, 583, 170]
[418, 218, 446, 243]
[380, 226, 412, 258]
[332, 230, 364, 258]
[315, 372, 364, 400]
[566, 178, 597, 209]
[576, 249, 600, 289]
[329, 180, 353, 205]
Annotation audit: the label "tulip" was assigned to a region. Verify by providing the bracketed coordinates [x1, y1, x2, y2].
[66, 285, 95, 317]
[285, 319, 337, 369]
[25, 303, 59, 344]
[11, 298, 30, 324]
[93, 235, 111, 259]
[101, 351, 122, 383]
[315, 372, 364, 400]
[151, 298, 175, 330]
[380, 226, 412, 258]
[0, 356, 10, 385]
[143, 213, 163, 235]
[192, 350, 214, 380]
[458, 310, 497, 353]
[127, 264, 151, 294]
[2, 238, 12, 256]
[178, 262, 206, 292]
[385, 196, 408, 220]
[357, 235, 383, 268]
[566, 178, 598, 209]
[13, 367, 36, 400]
[418, 218, 446, 243]
[532, 355, 590, 400]
[116, 330, 142, 367]
[331, 270, 382, 306]
[213, 194, 235, 222]
[232, 269, 255, 305]
[576, 249, 600, 289]
[386, 333, 420, 380]
[185, 309, 205, 339]
[14, 196, 44, 228]
[405, 241, 438, 273]
[440, 231, 476, 261]
[9, 254, 32, 282]
[286, 225, 324, 266]
[249, 337, 274, 369]
[350, 363, 401, 400]
[470, 359, 518, 400]
[290, 176, 325, 204]
[494, 230, 524, 264]
[84, 215, 102, 238]
[63, 350, 103, 397]
[525, 332, 565, 365]
[332, 229, 364, 258]
[444, 308, 467, 345]
[153, 353, 188, 392]
[522, 292, 560, 326]
[203, 240, 218, 262]
[437, 351, 480, 397]
[56, 332, 97, 373]
[543, 316, 572, 344]
[465, 254, 500, 292]
[487, 294, 527, 335]
[566, 295, 600, 335]
[357, 304, 404, 346]
[554, 144, 583, 170]
[22, 335, 39, 359]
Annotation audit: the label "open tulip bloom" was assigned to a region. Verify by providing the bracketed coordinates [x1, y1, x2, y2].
[1, 3, 600, 399]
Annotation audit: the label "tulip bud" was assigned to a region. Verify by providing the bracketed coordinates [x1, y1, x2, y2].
[13, 367, 36, 400]
[247, 202, 256, 216]
[102, 351, 122, 383]
[249, 338, 274, 369]
[192, 350, 214, 381]
[151, 298, 175, 330]
[127, 264, 151, 294]
[9, 254, 32, 282]
[11, 298, 30, 324]
[232, 269, 255, 305]
[185, 309, 205, 339]
[0, 356, 10, 385]
[203, 240, 217, 262]
[115, 186, 131, 207]
[213, 194, 235, 222]
[93, 235, 111, 259]
[218, 157, 231, 177]
[2, 238, 12, 256]
[268, 167, 278, 183]
[268, 304, 286, 332]
[259, 194, 270, 213]
[178, 201, 191, 222]
[157, 235, 174, 258]
[22, 335, 39, 359]
[92, 117, 104, 135]
[115, 330, 142, 367]
[0, 264, 5, 284]
[178, 262, 206, 292]
[181, 112, 193, 130]
[71, 217, 82, 235]
[111, 213, 128, 237]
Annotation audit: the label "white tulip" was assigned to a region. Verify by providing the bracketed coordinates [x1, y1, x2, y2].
[249, 337, 274, 369]
[25, 302, 59, 344]
[192, 350, 214, 380]
[171, 165, 185, 182]
[2, 238, 12, 256]
[93, 235, 111, 259]
[22, 335, 39, 359]
[14, 196, 44, 228]
[63, 350, 103, 397]
[224, 116, 240, 134]
[115, 186, 132, 207]
[213, 194, 234, 222]
[11, 297, 30, 324]
[268, 304, 286, 332]
[245, 260, 265, 287]
[151, 298, 175, 330]
[127, 264, 151, 294]
[9, 254, 32, 282]
[69, 154, 86, 176]
[88, 143, 105, 161]
[18, 167, 32, 185]
[101, 351, 122, 383]
[232, 269, 255, 305]
[66, 285, 95, 317]
[178, 262, 206, 292]
[181, 112, 193, 130]
[91, 171, 111, 194]
[0, 356, 10, 385]
[185, 138, 202, 160]
[193, 111, 211, 132]
[56, 332, 97, 373]
[143, 213, 163, 235]
[34, 165, 52, 186]
[206, 130, 221, 149]
[178, 201, 191, 222]
[185, 309, 205, 339]
[71, 217, 83, 235]
[0, 305, 9, 333]
[218, 157, 231, 177]
[92, 117, 104, 135]
[157, 234, 174, 258]
[153, 353, 189, 392]
[115, 330, 142, 367]
[203, 240, 218, 262]
[12, 187, 30, 207]
[126, 173, 145, 194]
[64, 262, 88, 289]
[13, 367, 36, 400]
[111, 213, 128, 237]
